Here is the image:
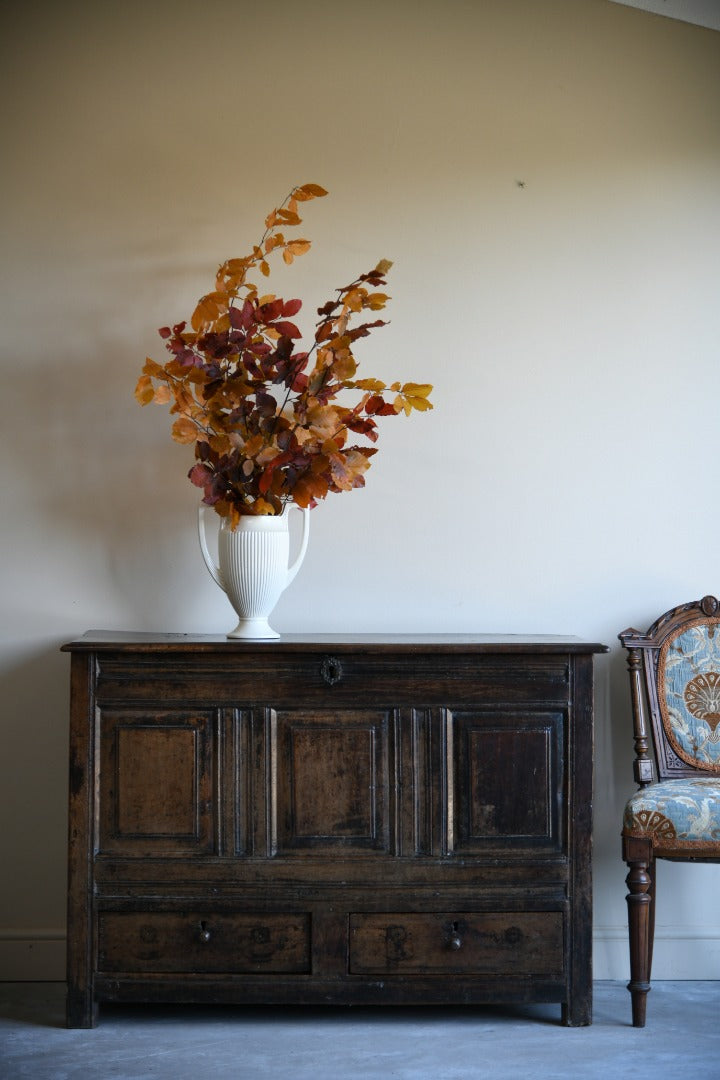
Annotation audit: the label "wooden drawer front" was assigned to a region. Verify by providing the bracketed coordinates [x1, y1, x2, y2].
[349, 912, 563, 976]
[95, 652, 570, 709]
[98, 912, 311, 974]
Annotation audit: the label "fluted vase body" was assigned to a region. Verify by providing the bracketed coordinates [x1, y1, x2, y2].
[198, 504, 310, 639]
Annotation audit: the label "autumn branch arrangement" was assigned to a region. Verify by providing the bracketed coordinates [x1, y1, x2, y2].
[136, 184, 433, 527]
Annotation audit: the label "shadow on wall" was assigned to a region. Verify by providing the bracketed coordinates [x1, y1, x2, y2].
[6, 323, 207, 626]
[0, 644, 71, 937]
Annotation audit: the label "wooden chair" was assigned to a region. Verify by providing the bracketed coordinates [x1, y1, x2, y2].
[620, 595, 720, 1026]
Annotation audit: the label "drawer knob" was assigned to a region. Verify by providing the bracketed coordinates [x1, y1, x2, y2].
[320, 656, 343, 686]
[448, 920, 463, 950]
[198, 921, 212, 944]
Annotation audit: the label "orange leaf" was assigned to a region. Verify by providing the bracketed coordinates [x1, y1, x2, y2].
[286, 239, 311, 256]
[191, 291, 229, 332]
[294, 183, 328, 201]
[153, 385, 172, 405]
[278, 209, 301, 226]
[143, 357, 165, 377]
[134, 374, 154, 405]
[171, 416, 197, 443]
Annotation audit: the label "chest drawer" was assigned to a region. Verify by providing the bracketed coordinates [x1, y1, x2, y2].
[98, 911, 311, 974]
[349, 911, 564, 977]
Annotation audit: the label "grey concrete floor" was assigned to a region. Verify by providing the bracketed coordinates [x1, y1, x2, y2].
[1, 982, 719, 1080]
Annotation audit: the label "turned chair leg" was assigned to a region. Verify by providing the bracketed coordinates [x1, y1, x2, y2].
[625, 853, 655, 1027]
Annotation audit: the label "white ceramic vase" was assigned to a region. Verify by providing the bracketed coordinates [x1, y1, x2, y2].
[197, 503, 310, 639]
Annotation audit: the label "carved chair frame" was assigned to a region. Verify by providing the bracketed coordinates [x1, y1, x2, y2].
[619, 594, 720, 1027]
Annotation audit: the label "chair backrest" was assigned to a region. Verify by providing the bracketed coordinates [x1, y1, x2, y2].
[620, 595, 720, 785]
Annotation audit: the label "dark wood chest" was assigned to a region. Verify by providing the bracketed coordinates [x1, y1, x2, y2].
[63, 633, 605, 1027]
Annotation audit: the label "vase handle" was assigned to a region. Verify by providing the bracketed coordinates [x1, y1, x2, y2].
[197, 504, 226, 593]
[286, 504, 310, 587]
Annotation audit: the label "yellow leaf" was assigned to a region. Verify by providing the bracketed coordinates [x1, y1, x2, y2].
[343, 288, 365, 313]
[366, 292, 389, 310]
[171, 416, 197, 444]
[374, 258, 393, 275]
[134, 374, 154, 405]
[404, 395, 433, 412]
[353, 378, 387, 392]
[402, 382, 433, 398]
[282, 249, 294, 265]
[260, 260, 271, 276]
[153, 385, 172, 405]
[252, 498, 277, 515]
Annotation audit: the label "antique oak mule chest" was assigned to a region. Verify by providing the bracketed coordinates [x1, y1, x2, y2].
[63, 633, 605, 1027]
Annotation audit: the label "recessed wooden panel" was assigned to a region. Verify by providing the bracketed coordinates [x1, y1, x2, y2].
[275, 710, 391, 854]
[98, 710, 215, 856]
[451, 711, 564, 854]
[349, 911, 564, 976]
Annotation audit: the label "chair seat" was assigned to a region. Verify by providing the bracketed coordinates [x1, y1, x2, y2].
[624, 777, 720, 849]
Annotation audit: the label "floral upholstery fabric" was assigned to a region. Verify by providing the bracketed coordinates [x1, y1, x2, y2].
[659, 619, 720, 771]
[624, 777, 720, 849]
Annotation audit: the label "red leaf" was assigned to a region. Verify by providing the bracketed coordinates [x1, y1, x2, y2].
[272, 320, 302, 338]
[229, 299, 255, 331]
[188, 463, 214, 488]
[365, 395, 396, 416]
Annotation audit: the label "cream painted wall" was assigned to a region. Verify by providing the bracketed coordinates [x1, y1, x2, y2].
[1, 0, 719, 982]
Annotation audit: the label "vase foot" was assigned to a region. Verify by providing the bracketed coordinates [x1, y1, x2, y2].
[227, 617, 280, 640]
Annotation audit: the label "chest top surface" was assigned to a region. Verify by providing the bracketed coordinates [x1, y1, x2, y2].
[62, 631, 607, 654]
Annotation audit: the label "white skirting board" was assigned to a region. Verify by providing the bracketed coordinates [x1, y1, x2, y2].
[593, 926, 720, 980]
[3, 929, 720, 982]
